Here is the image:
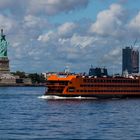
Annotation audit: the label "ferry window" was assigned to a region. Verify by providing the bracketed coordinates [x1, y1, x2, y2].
[68, 87, 75, 92]
[83, 79, 86, 83]
[87, 79, 90, 83]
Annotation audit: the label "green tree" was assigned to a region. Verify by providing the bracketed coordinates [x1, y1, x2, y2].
[12, 71, 27, 78]
[28, 73, 46, 84]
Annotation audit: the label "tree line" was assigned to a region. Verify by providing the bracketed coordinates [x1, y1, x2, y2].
[11, 71, 46, 84]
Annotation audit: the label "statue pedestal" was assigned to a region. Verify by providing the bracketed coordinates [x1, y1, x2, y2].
[0, 57, 10, 74]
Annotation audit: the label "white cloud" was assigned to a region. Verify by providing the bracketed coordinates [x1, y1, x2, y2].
[38, 31, 57, 43]
[28, 0, 89, 15]
[23, 15, 48, 29]
[0, 0, 89, 17]
[24, 15, 41, 28]
[70, 34, 95, 48]
[0, 14, 16, 31]
[102, 48, 122, 63]
[58, 22, 77, 37]
[38, 22, 95, 48]
[0, 0, 18, 9]
[0, 1, 140, 73]
[58, 34, 95, 48]
[38, 22, 78, 43]
[0, 0, 27, 16]
[90, 4, 124, 36]
[128, 11, 140, 33]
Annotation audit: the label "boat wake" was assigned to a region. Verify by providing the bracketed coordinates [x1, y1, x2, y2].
[38, 95, 97, 100]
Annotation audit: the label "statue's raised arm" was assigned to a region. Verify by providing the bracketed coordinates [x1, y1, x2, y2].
[0, 29, 8, 57]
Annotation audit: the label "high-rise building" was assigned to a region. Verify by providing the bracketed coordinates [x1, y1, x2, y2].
[122, 47, 139, 74]
[89, 67, 108, 77]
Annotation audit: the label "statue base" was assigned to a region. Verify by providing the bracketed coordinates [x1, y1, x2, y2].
[0, 57, 10, 74]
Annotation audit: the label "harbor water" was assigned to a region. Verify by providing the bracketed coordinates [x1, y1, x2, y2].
[0, 87, 140, 139]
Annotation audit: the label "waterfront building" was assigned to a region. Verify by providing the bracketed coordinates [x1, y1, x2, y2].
[89, 67, 108, 77]
[122, 47, 139, 74]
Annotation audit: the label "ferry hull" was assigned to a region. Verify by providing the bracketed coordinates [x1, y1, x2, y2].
[45, 92, 140, 99]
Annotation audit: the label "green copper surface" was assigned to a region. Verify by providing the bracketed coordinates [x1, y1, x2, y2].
[0, 32, 8, 57]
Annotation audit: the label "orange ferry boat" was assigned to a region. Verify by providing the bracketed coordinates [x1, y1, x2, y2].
[45, 71, 140, 98]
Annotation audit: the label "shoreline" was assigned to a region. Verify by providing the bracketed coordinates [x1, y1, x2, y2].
[0, 84, 45, 87]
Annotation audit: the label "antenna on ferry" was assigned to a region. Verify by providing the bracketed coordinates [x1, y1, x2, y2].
[112, 65, 115, 76]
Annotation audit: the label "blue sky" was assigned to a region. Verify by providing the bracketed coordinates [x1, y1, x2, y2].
[50, 0, 117, 23]
[50, 0, 140, 23]
[0, 0, 140, 74]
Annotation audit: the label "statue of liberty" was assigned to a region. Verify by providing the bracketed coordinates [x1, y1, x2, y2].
[0, 29, 10, 74]
[0, 29, 8, 57]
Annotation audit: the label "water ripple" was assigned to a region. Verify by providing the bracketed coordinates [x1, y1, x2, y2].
[0, 87, 140, 139]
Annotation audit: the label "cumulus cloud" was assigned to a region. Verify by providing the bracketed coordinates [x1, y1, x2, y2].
[38, 22, 95, 48]
[0, 0, 18, 9]
[38, 31, 56, 43]
[128, 11, 140, 34]
[58, 22, 77, 37]
[0, 0, 27, 17]
[0, 0, 90, 72]
[70, 34, 95, 48]
[28, 0, 89, 15]
[36, 2, 139, 73]
[23, 15, 49, 30]
[0, 0, 140, 73]
[0, 0, 89, 17]
[102, 48, 122, 64]
[89, 4, 125, 36]
[58, 34, 96, 48]
[0, 14, 16, 32]
[38, 22, 77, 42]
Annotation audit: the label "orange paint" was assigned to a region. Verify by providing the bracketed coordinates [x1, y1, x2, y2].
[45, 74, 140, 98]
